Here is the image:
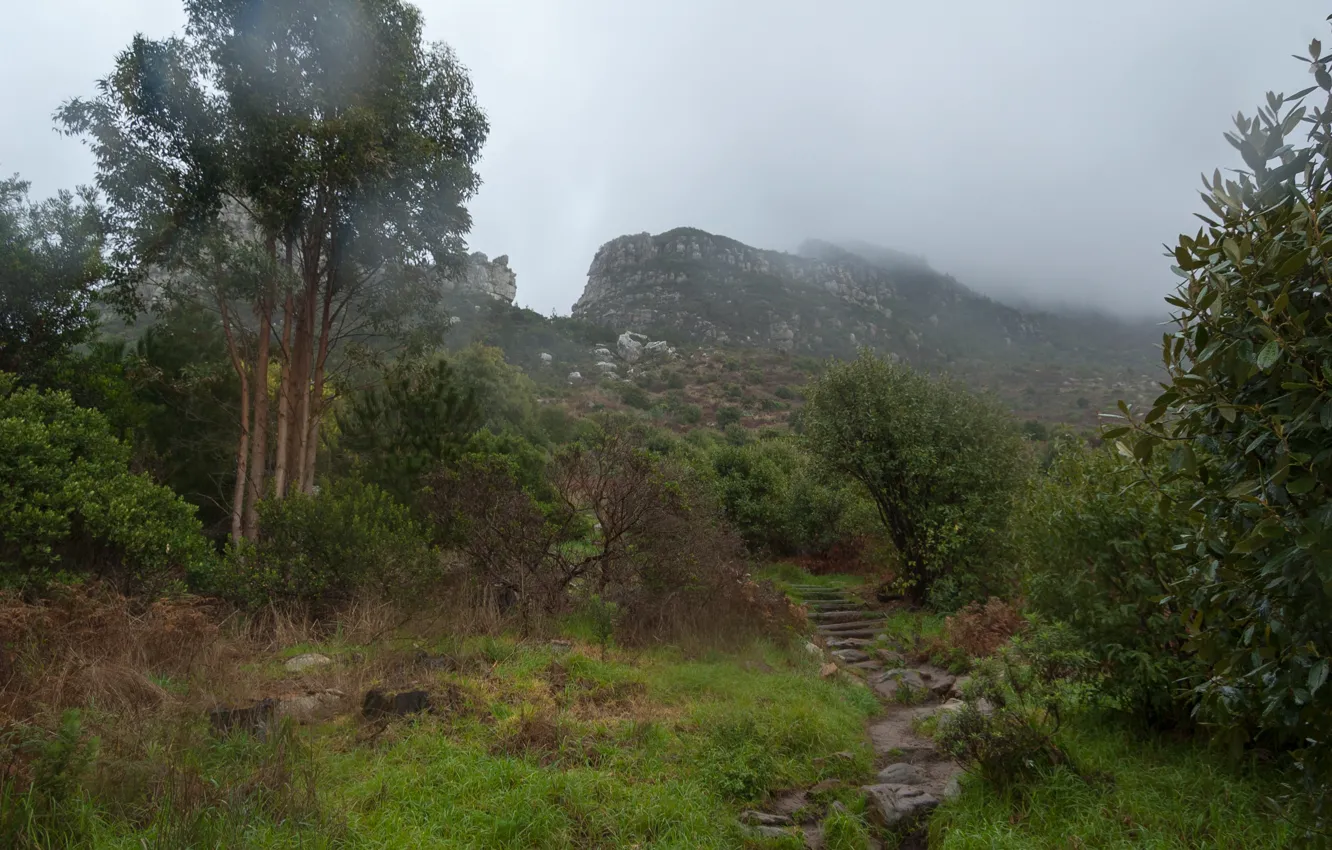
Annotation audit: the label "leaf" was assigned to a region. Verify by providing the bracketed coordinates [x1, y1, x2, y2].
[1311, 659, 1328, 695]
[1287, 477, 1317, 495]
[1257, 340, 1282, 371]
[1313, 39, 1323, 61]
[1276, 251, 1307, 278]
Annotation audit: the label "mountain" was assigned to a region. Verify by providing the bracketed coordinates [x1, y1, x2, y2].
[572, 227, 1161, 369]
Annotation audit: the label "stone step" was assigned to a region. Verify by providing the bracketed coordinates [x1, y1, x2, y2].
[809, 610, 876, 621]
[819, 628, 881, 639]
[818, 618, 889, 632]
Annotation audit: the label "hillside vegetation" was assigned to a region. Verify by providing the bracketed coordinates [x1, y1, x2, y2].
[2, 1, 1332, 848]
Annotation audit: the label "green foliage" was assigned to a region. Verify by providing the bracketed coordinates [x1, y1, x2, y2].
[0, 176, 105, 385]
[618, 383, 652, 410]
[773, 385, 796, 400]
[216, 478, 435, 610]
[580, 595, 621, 660]
[0, 374, 213, 595]
[715, 405, 743, 428]
[336, 357, 481, 504]
[708, 437, 876, 557]
[931, 713, 1297, 849]
[802, 350, 1029, 606]
[0, 711, 99, 849]
[1114, 37, 1332, 798]
[938, 621, 1094, 791]
[1018, 438, 1201, 726]
[450, 345, 544, 441]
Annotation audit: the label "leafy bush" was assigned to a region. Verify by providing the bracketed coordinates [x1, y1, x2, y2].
[0, 375, 213, 595]
[715, 405, 743, 428]
[773, 385, 795, 400]
[215, 478, 436, 611]
[708, 437, 876, 557]
[802, 351, 1029, 606]
[937, 621, 1094, 791]
[1018, 437, 1201, 726]
[618, 384, 652, 410]
[1116, 42, 1332, 776]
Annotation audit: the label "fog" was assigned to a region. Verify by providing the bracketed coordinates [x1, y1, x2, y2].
[2, 0, 1326, 318]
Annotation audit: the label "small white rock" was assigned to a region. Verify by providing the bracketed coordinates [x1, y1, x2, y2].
[284, 653, 332, 673]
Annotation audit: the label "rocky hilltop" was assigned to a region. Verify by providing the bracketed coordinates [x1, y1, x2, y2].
[439, 251, 517, 302]
[572, 227, 1157, 371]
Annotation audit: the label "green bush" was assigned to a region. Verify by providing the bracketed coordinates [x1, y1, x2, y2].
[215, 478, 436, 611]
[802, 351, 1028, 607]
[937, 621, 1094, 791]
[715, 406, 743, 428]
[773, 385, 796, 400]
[674, 403, 702, 425]
[1116, 37, 1332, 811]
[1018, 437, 1201, 727]
[618, 384, 652, 410]
[709, 437, 875, 557]
[0, 374, 213, 595]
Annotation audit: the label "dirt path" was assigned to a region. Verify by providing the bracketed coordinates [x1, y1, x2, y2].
[740, 584, 964, 848]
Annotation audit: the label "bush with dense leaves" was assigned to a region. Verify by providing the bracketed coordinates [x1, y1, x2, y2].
[0, 374, 213, 595]
[1114, 38, 1332, 799]
[708, 437, 876, 557]
[937, 620, 1094, 791]
[1017, 437, 1202, 727]
[801, 350, 1029, 607]
[215, 478, 436, 611]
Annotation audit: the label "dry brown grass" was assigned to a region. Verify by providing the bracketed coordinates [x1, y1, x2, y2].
[942, 597, 1026, 658]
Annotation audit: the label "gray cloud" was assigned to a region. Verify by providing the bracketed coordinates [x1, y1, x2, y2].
[3, 0, 1326, 318]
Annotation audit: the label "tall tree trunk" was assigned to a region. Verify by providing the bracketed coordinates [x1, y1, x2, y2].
[301, 278, 335, 494]
[243, 292, 272, 539]
[219, 301, 250, 543]
[273, 284, 295, 499]
[291, 275, 317, 492]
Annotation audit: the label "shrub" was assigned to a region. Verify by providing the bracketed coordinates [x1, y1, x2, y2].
[0, 375, 213, 595]
[214, 478, 436, 611]
[1018, 437, 1201, 726]
[715, 405, 743, 428]
[0, 710, 98, 849]
[618, 384, 652, 410]
[675, 403, 702, 425]
[773, 385, 796, 400]
[937, 621, 1094, 791]
[801, 351, 1029, 606]
[1116, 39, 1332, 796]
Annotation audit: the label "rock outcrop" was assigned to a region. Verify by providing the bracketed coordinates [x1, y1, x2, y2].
[439, 252, 517, 303]
[571, 228, 1157, 374]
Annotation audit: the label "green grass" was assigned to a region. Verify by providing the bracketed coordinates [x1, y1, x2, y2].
[70, 637, 880, 849]
[754, 562, 864, 593]
[930, 713, 1295, 849]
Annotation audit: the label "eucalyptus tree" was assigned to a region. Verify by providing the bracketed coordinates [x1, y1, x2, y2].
[59, 0, 488, 540]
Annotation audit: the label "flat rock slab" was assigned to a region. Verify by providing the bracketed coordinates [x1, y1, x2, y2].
[830, 648, 871, 663]
[284, 652, 332, 672]
[824, 637, 873, 649]
[851, 660, 884, 672]
[861, 783, 940, 827]
[740, 810, 792, 827]
[818, 618, 889, 632]
[917, 664, 957, 696]
[276, 689, 346, 724]
[819, 628, 882, 639]
[869, 706, 940, 760]
[810, 610, 877, 621]
[876, 762, 925, 785]
[872, 668, 927, 700]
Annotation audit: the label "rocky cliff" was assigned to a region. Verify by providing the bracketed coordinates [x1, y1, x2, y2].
[571, 227, 1158, 371]
[440, 251, 517, 302]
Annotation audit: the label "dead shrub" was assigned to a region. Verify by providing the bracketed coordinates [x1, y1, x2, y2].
[426, 421, 804, 646]
[0, 585, 225, 722]
[942, 597, 1026, 658]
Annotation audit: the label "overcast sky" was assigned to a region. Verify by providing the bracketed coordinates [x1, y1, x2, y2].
[2, 1, 1327, 318]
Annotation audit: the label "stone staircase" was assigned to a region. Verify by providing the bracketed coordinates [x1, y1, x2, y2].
[737, 582, 967, 848]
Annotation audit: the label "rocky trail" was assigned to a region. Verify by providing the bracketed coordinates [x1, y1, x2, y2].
[740, 584, 966, 848]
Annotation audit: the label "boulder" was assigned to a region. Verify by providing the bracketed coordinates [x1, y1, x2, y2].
[539, 352, 553, 364]
[861, 783, 940, 827]
[831, 648, 870, 663]
[617, 332, 643, 363]
[275, 689, 345, 724]
[567, 371, 583, 383]
[819, 662, 840, 679]
[917, 664, 957, 696]
[739, 811, 792, 827]
[872, 668, 926, 701]
[362, 688, 432, 720]
[875, 763, 924, 785]
[803, 641, 823, 656]
[595, 361, 619, 373]
[284, 652, 332, 673]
